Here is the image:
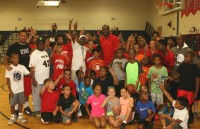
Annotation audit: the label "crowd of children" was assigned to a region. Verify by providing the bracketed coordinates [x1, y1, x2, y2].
[4, 20, 200, 129]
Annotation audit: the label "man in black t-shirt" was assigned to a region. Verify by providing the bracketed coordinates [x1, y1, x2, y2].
[4, 30, 34, 116]
[57, 85, 80, 124]
[93, 66, 119, 95]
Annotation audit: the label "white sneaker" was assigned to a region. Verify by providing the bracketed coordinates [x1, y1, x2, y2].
[18, 117, 27, 123]
[8, 118, 16, 125]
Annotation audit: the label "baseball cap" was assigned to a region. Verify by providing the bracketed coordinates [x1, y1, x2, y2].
[79, 35, 87, 40]
[36, 36, 46, 44]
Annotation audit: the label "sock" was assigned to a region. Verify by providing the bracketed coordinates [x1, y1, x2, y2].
[15, 104, 19, 110]
[123, 120, 127, 124]
[11, 114, 15, 119]
[18, 113, 23, 119]
[24, 102, 29, 108]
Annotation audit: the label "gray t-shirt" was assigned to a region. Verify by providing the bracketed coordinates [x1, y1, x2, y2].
[106, 97, 120, 113]
[112, 58, 128, 81]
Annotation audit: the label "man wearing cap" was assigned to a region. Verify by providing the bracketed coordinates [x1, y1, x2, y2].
[29, 36, 50, 116]
[71, 35, 87, 81]
[100, 25, 120, 66]
[4, 30, 34, 116]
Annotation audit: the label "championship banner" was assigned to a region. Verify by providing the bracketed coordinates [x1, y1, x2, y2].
[181, 0, 200, 17]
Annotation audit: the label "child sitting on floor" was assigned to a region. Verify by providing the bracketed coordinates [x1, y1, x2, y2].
[40, 77, 62, 124]
[113, 88, 134, 129]
[159, 84, 189, 129]
[101, 86, 120, 126]
[86, 84, 107, 128]
[136, 91, 156, 129]
[57, 85, 80, 125]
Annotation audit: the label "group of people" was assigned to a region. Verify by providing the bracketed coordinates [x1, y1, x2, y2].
[3, 19, 200, 129]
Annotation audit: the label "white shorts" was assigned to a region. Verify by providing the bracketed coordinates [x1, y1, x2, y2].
[151, 92, 163, 105]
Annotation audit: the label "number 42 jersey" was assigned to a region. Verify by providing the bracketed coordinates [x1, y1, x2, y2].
[29, 49, 50, 84]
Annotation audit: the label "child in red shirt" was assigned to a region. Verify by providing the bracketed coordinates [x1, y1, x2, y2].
[134, 44, 145, 62]
[51, 43, 69, 80]
[89, 48, 104, 78]
[86, 40, 95, 76]
[57, 69, 76, 97]
[139, 58, 149, 85]
[40, 77, 62, 124]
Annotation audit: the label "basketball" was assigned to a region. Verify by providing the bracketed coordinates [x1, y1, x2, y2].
[126, 84, 137, 94]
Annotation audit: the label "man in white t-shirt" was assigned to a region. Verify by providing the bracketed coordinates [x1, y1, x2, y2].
[29, 36, 50, 116]
[71, 35, 87, 81]
[5, 52, 30, 125]
[159, 84, 189, 129]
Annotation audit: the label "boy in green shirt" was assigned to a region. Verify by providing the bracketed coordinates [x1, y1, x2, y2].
[147, 54, 168, 111]
[125, 48, 143, 93]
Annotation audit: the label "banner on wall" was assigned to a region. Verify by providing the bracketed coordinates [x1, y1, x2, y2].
[181, 0, 200, 17]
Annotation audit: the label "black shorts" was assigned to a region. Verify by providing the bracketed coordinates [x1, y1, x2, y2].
[41, 112, 61, 123]
[194, 89, 200, 100]
[139, 119, 151, 129]
[166, 118, 183, 129]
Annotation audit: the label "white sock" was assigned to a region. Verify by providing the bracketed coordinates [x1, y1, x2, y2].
[15, 104, 19, 110]
[11, 114, 15, 118]
[24, 102, 29, 108]
[123, 120, 127, 124]
[18, 113, 23, 119]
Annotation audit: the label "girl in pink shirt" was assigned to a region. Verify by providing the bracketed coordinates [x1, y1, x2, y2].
[113, 88, 134, 128]
[86, 84, 106, 128]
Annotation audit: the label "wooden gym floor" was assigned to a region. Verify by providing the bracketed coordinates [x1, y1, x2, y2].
[0, 65, 200, 129]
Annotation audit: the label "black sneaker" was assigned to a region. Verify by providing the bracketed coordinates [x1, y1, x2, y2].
[14, 110, 19, 119]
[71, 113, 79, 123]
[120, 123, 126, 129]
[23, 107, 35, 116]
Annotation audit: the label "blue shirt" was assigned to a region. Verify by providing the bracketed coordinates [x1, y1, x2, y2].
[74, 79, 84, 93]
[136, 100, 156, 120]
[79, 83, 93, 104]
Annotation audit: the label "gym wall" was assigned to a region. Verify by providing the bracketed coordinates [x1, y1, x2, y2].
[149, 0, 200, 37]
[0, 0, 150, 31]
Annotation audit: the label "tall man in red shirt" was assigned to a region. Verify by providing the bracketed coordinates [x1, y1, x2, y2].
[99, 25, 120, 66]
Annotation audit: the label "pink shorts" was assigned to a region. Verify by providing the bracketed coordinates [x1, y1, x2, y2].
[177, 89, 194, 106]
[24, 76, 32, 96]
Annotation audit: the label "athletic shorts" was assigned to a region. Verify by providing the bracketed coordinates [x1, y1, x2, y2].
[116, 115, 126, 120]
[151, 92, 163, 105]
[177, 89, 194, 106]
[166, 118, 183, 129]
[107, 111, 114, 116]
[194, 89, 200, 101]
[92, 114, 105, 118]
[61, 106, 73, 123]
[9, 92, 25, 106]
[139, 119, 151, 128]
[41, 112, 61, 123]
[24, 76, 32, 96]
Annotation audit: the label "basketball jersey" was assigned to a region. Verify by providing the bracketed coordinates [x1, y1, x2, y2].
[5, 64, 30, 94]
[29, 49, 50, 84]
